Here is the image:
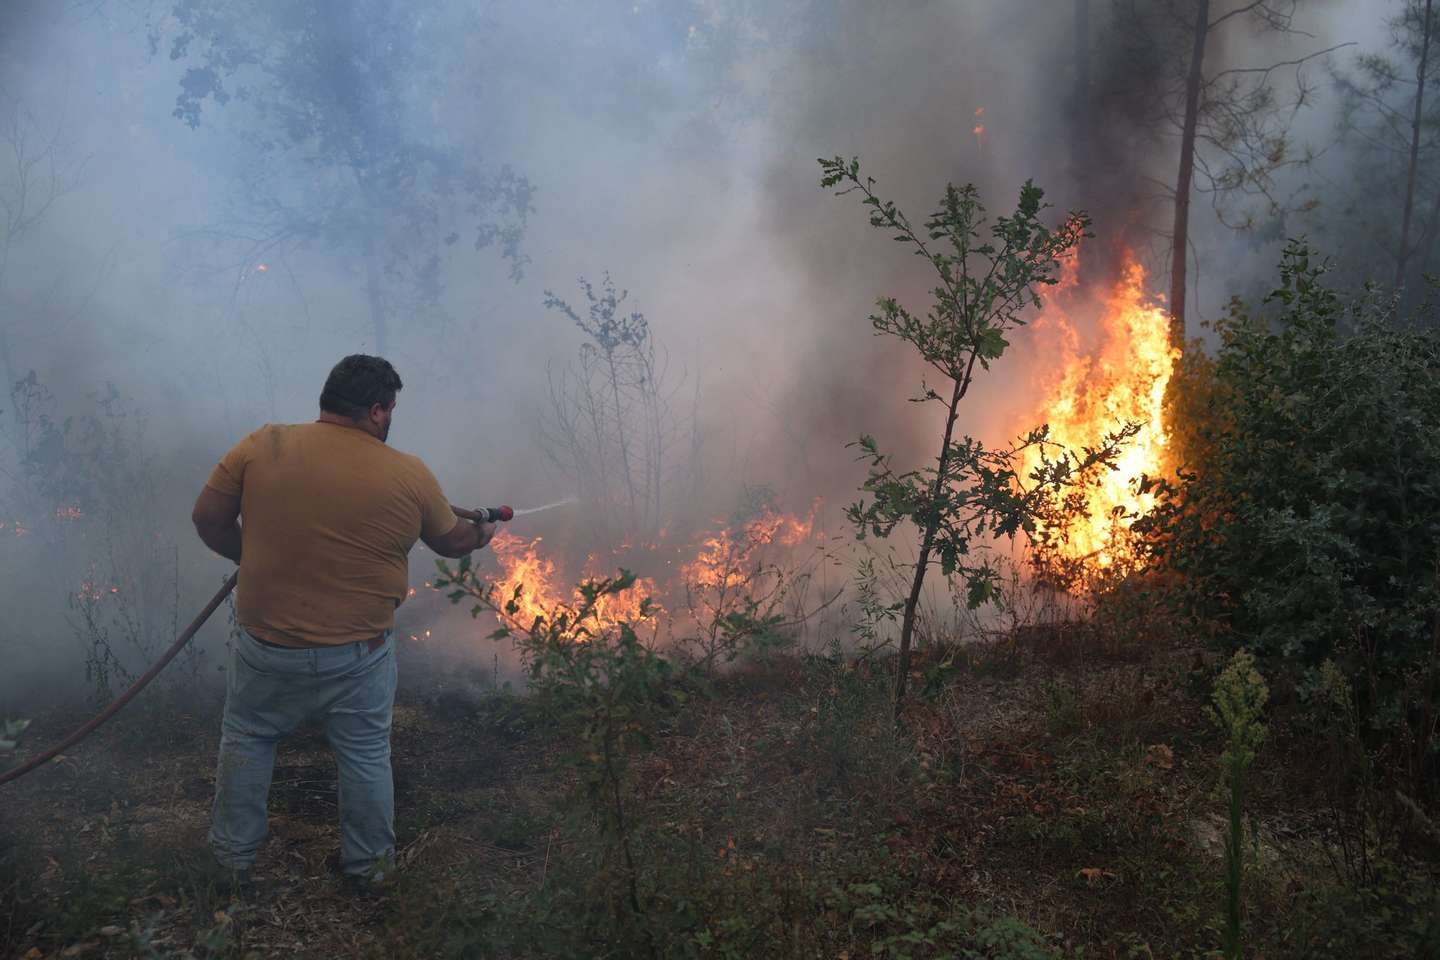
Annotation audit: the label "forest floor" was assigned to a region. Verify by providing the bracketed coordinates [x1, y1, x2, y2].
[2, 627, 1435, 959]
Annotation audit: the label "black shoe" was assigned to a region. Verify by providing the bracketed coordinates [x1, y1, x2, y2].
[329, 850, 395, 898]
[341, 869, 392, 899]
[193, 856, 256, 899]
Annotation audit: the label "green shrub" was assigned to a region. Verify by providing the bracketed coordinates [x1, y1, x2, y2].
[827, 881, 1059, 959]
[435, 558, 680, 955]
[1285, 858, 1440, 959]
[1138, 242, 1440, 755]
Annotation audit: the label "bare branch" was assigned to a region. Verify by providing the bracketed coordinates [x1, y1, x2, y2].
[1209, 0, 1302, 33]
[1206, 42, 1357, 86]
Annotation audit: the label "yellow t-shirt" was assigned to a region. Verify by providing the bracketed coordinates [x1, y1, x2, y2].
[206, 422, 457, 647]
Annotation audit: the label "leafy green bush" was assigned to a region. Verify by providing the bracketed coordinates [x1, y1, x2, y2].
[827, 881, 1058, 959]
[1139, 242, 1440, 757]
[1285, 857, 1440, 959]
[435, 558, 678, 954]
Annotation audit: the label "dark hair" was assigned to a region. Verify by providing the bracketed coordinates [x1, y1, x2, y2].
[319, 354, 403, 419]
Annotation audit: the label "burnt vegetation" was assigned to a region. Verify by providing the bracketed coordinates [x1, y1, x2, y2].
[3, 2, 1440, 959]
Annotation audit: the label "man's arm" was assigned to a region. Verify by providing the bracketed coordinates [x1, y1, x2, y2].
[421, 518, 496, 559]
[193, 486, 242, 563]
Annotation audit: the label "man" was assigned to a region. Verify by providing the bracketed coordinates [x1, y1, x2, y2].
[192, 354, 493, 886]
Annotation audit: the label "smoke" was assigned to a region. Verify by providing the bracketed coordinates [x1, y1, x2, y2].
[0, 0, 1400, 704]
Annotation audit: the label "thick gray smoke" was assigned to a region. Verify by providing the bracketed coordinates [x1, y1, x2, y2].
[0, 0, 1399, 703]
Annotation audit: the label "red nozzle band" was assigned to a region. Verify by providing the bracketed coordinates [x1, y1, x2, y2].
[497, 505, 514, 522]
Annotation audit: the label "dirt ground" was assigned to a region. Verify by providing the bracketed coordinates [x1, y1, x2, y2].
[1, 636, 1435, 959]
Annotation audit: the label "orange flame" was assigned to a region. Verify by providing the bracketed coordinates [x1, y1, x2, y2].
[682, 509, 813, 592]
[1024, 253, 1178, 566]
[470, 506, 818, 641]
[488, 531, 659, 634]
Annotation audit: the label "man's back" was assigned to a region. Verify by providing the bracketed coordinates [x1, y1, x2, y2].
[197, 354, 494, 884]
[207, 421, 454, 646]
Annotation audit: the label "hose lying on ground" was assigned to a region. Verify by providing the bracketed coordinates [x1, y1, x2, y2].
[0, 502, 519, 789]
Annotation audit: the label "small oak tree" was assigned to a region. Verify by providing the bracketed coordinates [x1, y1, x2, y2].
[820, 157, 1136, 715]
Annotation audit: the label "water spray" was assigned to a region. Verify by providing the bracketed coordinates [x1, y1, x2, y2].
[511, 496, 579, 518]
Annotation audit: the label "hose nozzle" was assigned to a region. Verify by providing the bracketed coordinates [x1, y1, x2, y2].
[451, 504, 513, 524]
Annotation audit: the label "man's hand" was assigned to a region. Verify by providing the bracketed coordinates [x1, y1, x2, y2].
[193, 486, 242, 563]
[422, 518, 496, 558]
[470, 519, 497, 551]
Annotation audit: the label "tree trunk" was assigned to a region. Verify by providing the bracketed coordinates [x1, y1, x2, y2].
[605, 352, 640, 532]
[1074, 0, 1091, 165]
[1414, 185, 1440, 314]
[1397, 0, 1434, 291]
[894, 378, 965, 718]
[0, 234, 15, 391]
[1169, 0, 1210, 351]
[364, 230, 387, 355]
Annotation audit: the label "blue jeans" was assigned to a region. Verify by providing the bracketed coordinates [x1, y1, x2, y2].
[209, 630, 397, 876]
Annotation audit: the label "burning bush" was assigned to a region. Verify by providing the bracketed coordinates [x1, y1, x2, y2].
[433, 495, 827, 675]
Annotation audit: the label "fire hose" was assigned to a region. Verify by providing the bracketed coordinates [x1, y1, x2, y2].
[0, 503, 514, 788]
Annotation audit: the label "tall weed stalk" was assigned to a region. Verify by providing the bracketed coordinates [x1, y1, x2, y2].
[1208, 650, 1269, 960]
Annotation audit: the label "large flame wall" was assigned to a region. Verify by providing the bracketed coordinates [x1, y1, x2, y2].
[1021, 252, 1179, 565]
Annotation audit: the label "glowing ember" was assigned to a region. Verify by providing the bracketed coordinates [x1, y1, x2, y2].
[76, 580, 119, 603]
[1023, 252, 1178, 566]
